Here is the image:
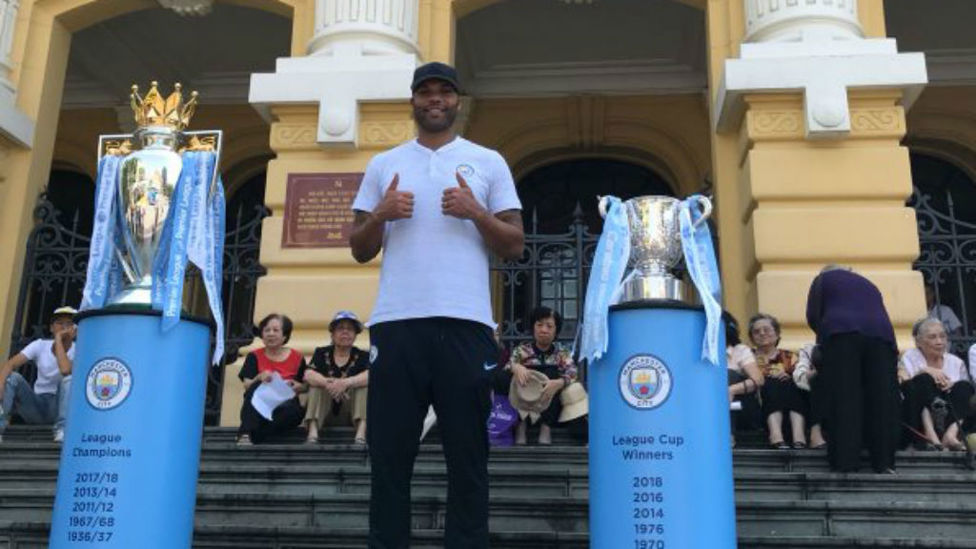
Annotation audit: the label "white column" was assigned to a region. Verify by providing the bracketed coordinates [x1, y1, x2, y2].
[0, 0, 33, 148]
[745, 0, 862, 43]
[714, 0, 926, 139]
[249, 0, 420, 146]
[309, 0, 419, 57]
[0, 0, 19, 89]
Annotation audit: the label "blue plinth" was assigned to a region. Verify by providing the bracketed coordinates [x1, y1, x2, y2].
[50, 310, 211, 548]
[589, 303, 736, 549]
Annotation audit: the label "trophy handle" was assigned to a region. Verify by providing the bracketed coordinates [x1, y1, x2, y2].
[597, 196, 609, 219]
[692, 195, 713, 228]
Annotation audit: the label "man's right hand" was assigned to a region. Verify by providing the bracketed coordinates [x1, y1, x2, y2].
[372, 174, 414, 222]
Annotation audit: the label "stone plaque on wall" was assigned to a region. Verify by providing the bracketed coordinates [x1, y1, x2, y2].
[282, 173, 362, 248]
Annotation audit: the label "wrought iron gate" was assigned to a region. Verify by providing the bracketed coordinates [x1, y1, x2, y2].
[910, 154, 976, 357]
[10, 197, 91, 356]
[492, 206, 599, 349]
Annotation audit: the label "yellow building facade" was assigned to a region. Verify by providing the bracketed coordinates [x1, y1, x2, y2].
[0, 0, 971, 425]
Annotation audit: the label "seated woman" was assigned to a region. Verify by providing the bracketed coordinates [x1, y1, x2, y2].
[502, 306, 577, 445]
[899, 318, 976, 451]
[237, 313, 307, 445]
[749, 313, 808, 449]
[303, 310, 369, 445]
[725, 313, 763, 445]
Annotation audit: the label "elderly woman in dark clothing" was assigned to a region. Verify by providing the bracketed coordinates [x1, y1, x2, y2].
[303, 311, 370, 445]
[806, 265, 900, 473]
[748, 313, 808, 449]
[237, 313, 307, 445]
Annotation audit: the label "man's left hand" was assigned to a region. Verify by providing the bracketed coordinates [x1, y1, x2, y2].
[442, 173, 486, 220]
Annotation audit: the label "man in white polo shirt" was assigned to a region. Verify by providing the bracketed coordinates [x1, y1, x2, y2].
[0, 306, 77, 443]
[350, 62, 524, 548]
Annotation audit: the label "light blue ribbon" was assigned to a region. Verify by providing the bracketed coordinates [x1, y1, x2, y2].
[150, 151, 226, 365]
[81, 155, 126, 311]
[580, 196, 631, 363]
[678, 195, 722, 366]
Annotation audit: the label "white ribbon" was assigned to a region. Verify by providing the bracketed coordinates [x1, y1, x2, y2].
[580, 196, 631, 363]
[81, 155, 126, 311]
[678, 195, 722, 366]
[151, 151, 226, 365]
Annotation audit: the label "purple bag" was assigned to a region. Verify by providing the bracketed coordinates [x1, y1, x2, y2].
[487, 393, 518, 447]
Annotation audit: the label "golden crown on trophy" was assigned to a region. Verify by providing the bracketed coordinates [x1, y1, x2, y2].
[130, 81, 198, 130]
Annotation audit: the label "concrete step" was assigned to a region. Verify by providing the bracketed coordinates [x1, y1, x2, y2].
[1, 461, 974, 505]
[6, 520, 976, 549]
[1, 439, 972, 475]
[0, 521, 589, 549]
[3, 490, 976, 540]
[0, 424, 588, 446]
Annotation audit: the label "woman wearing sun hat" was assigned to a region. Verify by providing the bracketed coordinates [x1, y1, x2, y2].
[303, 310, 370, 444]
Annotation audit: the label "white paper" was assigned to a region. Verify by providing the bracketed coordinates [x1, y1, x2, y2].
[251, 372, 294, 420]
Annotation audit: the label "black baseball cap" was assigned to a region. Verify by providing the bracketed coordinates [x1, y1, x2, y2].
[410, 62, 461, 93]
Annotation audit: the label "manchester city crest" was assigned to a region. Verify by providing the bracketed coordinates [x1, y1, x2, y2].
[86, 358, 133, 410]
[619, 354, 672, 410]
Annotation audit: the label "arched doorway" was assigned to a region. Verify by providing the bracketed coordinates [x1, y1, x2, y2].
[909, 152, 976, 355]
[492, 158, 673, 347]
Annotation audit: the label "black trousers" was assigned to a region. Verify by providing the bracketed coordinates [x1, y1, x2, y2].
[819, 333, 900, 472]
[727, 370, 762, 432]
[760, 377, 808, 418]
[902, 375, 976, 435]
[807, 372, 829, 429]
[238, 385, 304, 444]
[367, 317, 496, 549]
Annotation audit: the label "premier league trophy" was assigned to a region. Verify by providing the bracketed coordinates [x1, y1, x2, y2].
[583, 194, 737, 548]
[49, 82, 226, 549]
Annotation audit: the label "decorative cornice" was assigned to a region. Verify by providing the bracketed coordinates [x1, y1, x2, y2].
[270, 123, 318, 152]
[359, 120, 413, 149]
[745, 109, 804, 141]
[744, 105, 906, 143]
[850, 107, 905, 138]
[156, 0, 213, 16]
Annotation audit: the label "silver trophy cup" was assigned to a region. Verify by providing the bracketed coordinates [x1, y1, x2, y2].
[97, 82, 221, 307]
[598, 195, 712, 302]
[113, 125, 183, 306]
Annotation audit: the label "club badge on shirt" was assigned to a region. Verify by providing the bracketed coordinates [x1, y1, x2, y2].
[456, 164, 475, 177]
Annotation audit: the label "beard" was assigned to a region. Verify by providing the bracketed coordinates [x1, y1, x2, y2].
[413, 103, 458, 133]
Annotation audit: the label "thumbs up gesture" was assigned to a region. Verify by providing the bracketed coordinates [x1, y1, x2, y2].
[373, 174, 414, 222]
[442, 172, 486, 220]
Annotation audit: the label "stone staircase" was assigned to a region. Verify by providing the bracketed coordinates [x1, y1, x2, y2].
[2, 426, 976, 548]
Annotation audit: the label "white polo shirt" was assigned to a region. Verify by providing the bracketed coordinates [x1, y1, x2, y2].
[20, 339, 75, 394]
[352, 137, 521, 328]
